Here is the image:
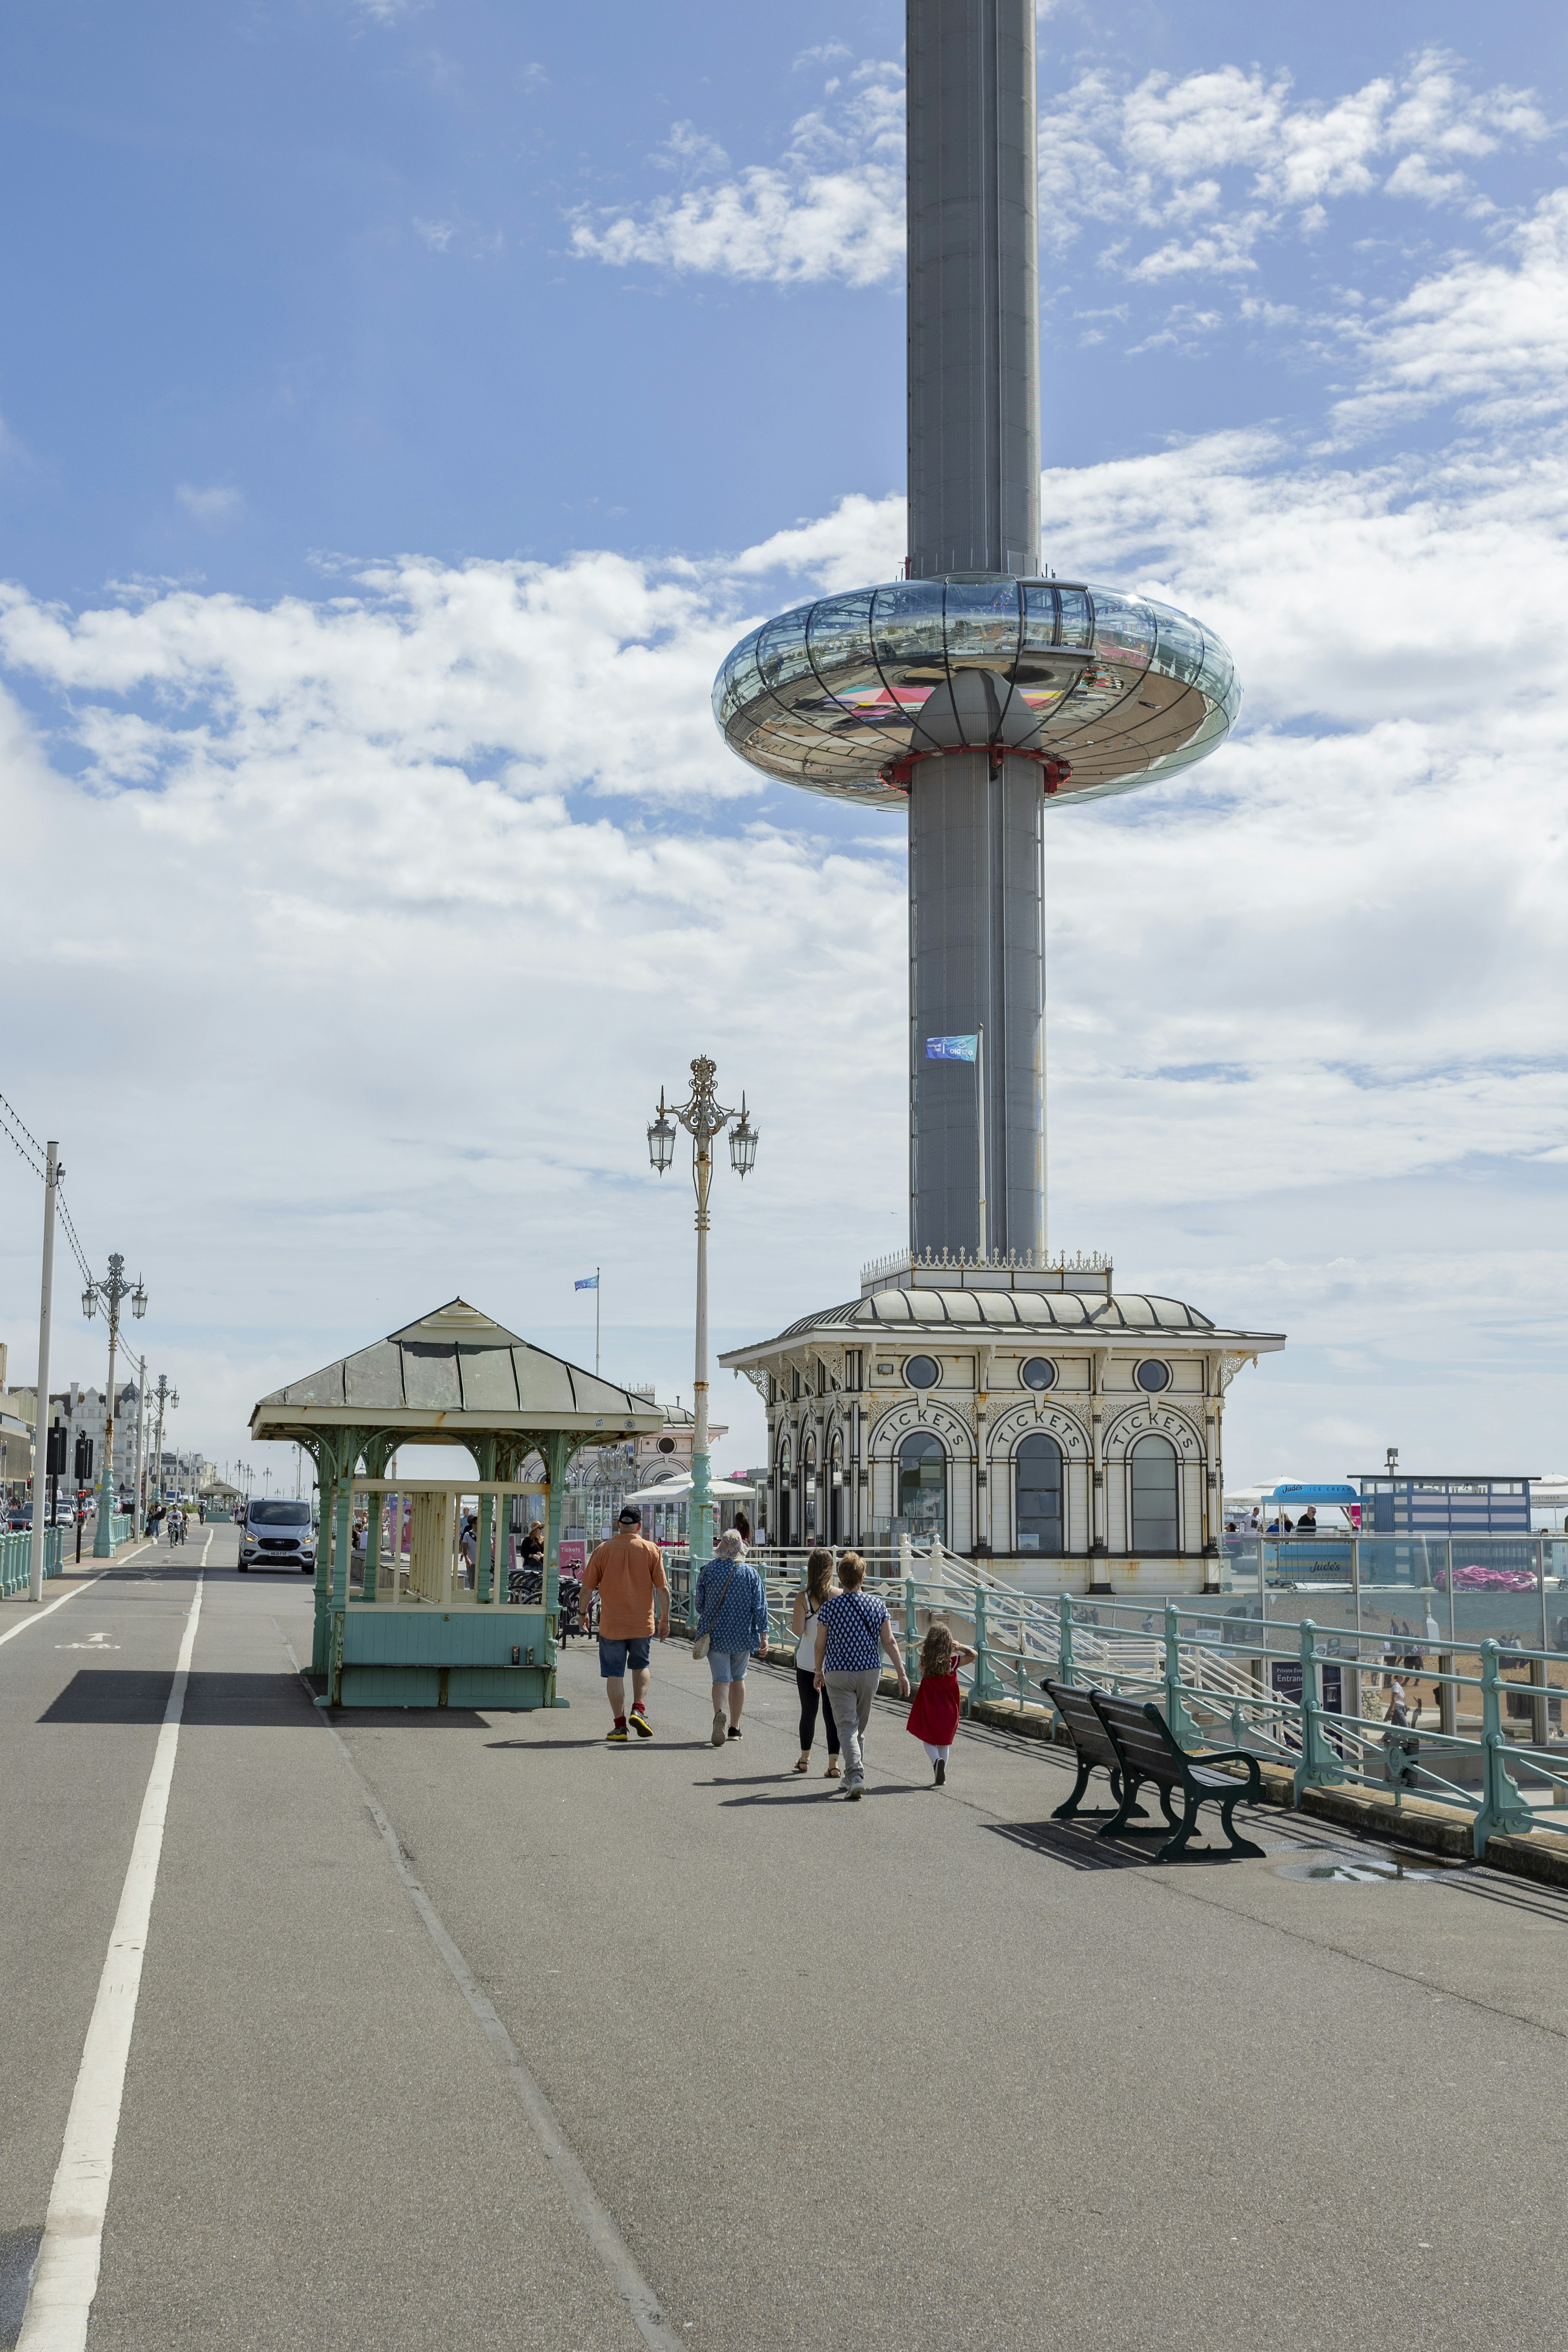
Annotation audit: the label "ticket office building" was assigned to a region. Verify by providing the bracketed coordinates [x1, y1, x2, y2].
[720, 1267, 1283, 1592]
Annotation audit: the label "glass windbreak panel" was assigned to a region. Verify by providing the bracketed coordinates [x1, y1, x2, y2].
[806, 592, 876, 682]
[756, 606, 814, 692]
[251, 1501, 311, 1526]
[943, 577, 1022, 675]
[1057, 588, 1093, 648]
[1016, 1432, 1063, 1554]
[898, 1431, 947, 1544]
[1021, 581, 1060, 650]
[1130, 1437, 1178, 1550]
[1149, 604, 1207, 687]
[1088, 590, 1155, 677]
[715, 630, 767, 728]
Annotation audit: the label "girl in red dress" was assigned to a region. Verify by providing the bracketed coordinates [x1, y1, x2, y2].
[906, 1621, 976, 1785]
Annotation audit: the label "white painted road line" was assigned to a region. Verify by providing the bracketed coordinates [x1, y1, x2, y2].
[18, 1552, 208, 2352]
[0, 1577, 105, 1649]
[281, 1632, 686, 2352]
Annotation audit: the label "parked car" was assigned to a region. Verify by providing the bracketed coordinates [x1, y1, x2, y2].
[7, 1505, 31, 1531]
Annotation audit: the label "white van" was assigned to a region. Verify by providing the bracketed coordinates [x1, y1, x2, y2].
[239, 1499, 316, 1573]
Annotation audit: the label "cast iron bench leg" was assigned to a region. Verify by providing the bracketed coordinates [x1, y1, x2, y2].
[1052, 1755, 1094, 1821]
[1156, 1794, 1202, 1861]
[1099, 1771, 1150, 1839]
[1218, 1789, 1265, 1860]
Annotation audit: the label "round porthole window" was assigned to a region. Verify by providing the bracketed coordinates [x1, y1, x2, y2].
[1135, 1360, 1172, 1393]
[657, 1435, 676, 1452]
[1020, 1357, 1058, 1392]
[904, 1354, 940, 1390]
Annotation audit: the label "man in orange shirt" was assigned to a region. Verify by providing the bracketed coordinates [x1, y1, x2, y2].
[581, 1506, 669, 1742]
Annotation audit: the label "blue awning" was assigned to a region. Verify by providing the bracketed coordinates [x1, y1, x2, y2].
[1270, 1482, 1359, 1506]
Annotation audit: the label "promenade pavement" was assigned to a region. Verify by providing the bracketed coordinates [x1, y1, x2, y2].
[2, 1526, 1565, 2349]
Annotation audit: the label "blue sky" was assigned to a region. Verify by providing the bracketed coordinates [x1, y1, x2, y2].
[4, 0, 1568, 1486]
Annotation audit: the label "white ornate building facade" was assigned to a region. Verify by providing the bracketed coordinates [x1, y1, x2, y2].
[720, 1254, 1283, 1595]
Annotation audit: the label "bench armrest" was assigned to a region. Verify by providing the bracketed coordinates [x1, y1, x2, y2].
[1201, 1749, 1263, 1791]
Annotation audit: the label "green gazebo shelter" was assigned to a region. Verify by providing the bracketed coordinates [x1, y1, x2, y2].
[249, 1298, 662, 1707]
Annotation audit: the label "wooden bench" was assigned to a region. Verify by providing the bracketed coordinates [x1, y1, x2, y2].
[1090, 1692, 1266, 1862]
[1039, 1678, 1149, 1825]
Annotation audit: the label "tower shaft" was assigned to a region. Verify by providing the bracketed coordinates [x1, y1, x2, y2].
[906, 0, 1040, 581]
[906, 0, 1045, 1259]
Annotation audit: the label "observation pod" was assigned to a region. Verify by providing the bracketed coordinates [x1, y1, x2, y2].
[711, 573, 1240, 810]
[711, 574, 1241, 1268]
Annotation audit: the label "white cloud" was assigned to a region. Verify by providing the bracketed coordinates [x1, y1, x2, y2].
[175, 483, 243, 527]
[569, 65, 904, 287]
[1329, 188, 1568, 437]
[1040, 47, 1548, 279]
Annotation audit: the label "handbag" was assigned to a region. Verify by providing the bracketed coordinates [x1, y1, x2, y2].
[691, 1559, 739, 1661]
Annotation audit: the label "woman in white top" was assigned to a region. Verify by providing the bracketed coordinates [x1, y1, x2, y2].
[790, 1548, 841, 1777]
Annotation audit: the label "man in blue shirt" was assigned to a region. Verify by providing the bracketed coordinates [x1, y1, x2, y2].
[695, 1528, 769, 1748]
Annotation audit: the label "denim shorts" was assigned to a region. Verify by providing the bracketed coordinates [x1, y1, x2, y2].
[707, 1647, 750, 1684]
[598, 1636, 651, 1678]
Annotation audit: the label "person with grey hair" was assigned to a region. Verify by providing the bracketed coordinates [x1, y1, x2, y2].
[695, 1526, 769, 1747]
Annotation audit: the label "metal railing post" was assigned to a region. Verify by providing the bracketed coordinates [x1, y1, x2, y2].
[1058, 1592, 1076, 1686]
[1163, 1600, 1200, 1746]
[1293, 1619, 1343, 1802]
[970, 1584, 1003, 1703]
[904, 1575, 919, 1682]
[1472, 1637, 1534, 1858]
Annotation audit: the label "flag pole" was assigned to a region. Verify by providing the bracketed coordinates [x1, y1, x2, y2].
[976, 1023, 987, 1262]
[595, 1266, 601, 1376]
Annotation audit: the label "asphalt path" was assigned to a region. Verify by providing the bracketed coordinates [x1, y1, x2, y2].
[3, 1532, 1566, 2348]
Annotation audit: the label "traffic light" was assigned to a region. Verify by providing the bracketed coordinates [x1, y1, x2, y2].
[74, 1434, 94, 1484]
[46, 1423, 68, 1476]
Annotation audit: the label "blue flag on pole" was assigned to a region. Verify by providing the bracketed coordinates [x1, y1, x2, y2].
[925, 1035, 978, 1062]
[574, 1274, 599, 1290]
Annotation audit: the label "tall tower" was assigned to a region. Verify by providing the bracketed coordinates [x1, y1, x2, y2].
[713, 0, 1239, 1263]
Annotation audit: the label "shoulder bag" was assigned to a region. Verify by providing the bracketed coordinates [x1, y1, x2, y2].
[691, 1560, 739, 1661]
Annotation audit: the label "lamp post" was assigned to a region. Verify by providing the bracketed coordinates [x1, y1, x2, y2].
[83, 1254, 147, 1557]
[149, 1374, 178, 1528]
[647, 1057, 758, 1570]
[130, 1354, 148, 1537]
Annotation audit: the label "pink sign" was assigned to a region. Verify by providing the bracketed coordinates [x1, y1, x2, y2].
[557, 1539, 587, 1572]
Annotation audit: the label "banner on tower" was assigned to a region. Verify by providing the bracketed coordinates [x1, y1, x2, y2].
[925, 1035, 977, 1062]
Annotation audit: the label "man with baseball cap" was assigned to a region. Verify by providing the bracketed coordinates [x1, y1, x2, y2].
[581, 1505, 669, 1742]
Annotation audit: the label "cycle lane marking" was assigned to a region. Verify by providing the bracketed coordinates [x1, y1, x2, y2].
[17, 1537, 210, 2352]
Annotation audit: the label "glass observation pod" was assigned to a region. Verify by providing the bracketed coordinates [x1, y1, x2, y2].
[711, 574, 1241, 808]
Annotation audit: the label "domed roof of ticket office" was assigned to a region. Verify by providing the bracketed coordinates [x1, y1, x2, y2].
[711, 574, 1241, 811]
[773, 1289, 1217, 1335]
[250, 1298, 667, 1438]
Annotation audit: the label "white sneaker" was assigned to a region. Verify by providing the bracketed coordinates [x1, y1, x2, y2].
[711, 1710, 727, 1747]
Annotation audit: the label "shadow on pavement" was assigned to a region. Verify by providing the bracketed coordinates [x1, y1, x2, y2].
[42, 1670, 330, 1728]
[986, 1817, 1265, 1871]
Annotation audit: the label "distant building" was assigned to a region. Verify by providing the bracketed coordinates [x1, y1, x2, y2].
[1353, 1474, 1533, 1537]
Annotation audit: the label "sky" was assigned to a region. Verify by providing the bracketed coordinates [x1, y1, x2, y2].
[3, 0, 1568, 1491]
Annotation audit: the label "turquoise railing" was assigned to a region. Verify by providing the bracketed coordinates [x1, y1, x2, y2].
[0, 1526, 65, 1596]
[741, 1554, 1567, 1862]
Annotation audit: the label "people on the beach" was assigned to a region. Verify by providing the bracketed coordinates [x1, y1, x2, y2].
[695, 1527, 769, 1746]
[813, 1551, 909, 1800]
[582, 1506, 669, 1742]
[905, 1619, 976, 1786]
[791, 1548, 840, 1778]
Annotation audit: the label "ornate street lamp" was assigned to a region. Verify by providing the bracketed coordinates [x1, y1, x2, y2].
[647, 1057, 759, 1568]
[83, 1253, 147, 1557]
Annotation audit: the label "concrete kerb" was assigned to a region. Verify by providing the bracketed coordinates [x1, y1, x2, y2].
[737, 1643, 1568, 1891]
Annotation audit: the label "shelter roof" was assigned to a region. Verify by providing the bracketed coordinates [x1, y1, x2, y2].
[720, 1283, 1283, 1366]
[250, 1298, 666, 1443]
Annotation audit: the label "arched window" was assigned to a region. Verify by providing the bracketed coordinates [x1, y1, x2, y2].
[898, 1430, 946, 1545]
[1129, 1435, 1178, 1551]
[776, 1439, 792, 1550]
[1015, 1432, 1062, 1555]
[802, 1434, 817, 1541]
